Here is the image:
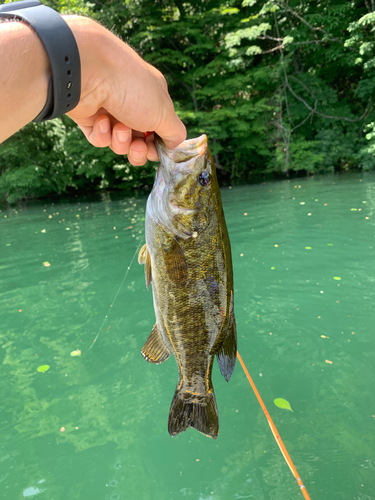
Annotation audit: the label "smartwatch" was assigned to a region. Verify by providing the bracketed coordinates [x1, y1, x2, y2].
[0, 0, 81, 122]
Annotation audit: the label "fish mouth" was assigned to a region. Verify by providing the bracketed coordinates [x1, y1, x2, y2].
[156, 134, 207, 164]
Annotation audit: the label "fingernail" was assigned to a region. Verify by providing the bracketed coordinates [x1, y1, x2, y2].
[116, 130, 130, 143]
[99, 120, 110, 134]
[131, 150, 146, 160]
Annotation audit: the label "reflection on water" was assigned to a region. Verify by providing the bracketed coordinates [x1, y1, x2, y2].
[1, 173, 375, 499]
[23, 480, 46, 497]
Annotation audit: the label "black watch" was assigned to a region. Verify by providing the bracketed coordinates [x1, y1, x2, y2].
[0, 0, 81, 122]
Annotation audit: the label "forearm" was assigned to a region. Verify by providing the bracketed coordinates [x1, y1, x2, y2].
[0, 14, 186, 162]
[0, 16, 146, 142]
[0, 21, 50, 142]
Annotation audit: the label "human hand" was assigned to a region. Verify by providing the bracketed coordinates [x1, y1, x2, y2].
[64, 16, 186, 165]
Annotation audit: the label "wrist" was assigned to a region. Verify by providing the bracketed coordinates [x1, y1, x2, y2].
[62, 16, 145, 122]
[0, 21, 50, 142]
[0, 2, 81, 122]
[62, 16, 115, 114]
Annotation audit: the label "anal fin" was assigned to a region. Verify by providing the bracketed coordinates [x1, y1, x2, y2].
[141, 324, 171, 364]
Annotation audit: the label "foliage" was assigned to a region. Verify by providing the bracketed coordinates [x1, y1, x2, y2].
[2, 0, 375, 202]
[0, 121, 70, 203]
[0, 119, 156, 202]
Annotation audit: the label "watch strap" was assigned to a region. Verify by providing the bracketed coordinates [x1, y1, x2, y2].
[0, 0, 81, 122]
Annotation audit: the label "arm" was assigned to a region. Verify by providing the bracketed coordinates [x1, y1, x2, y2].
[0, 21, 50, 142]
[0, 16, 186, 165]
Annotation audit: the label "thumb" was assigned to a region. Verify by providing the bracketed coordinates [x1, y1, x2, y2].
[155, 113, 187, 151]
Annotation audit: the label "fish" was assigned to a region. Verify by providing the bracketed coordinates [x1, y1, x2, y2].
[138, 134, 237, 439]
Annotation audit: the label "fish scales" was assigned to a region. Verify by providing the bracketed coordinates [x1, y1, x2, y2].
[138, 134, 237, 439]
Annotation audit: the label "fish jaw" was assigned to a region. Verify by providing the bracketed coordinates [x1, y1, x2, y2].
[156, 134, 208, 172]
[155, 134, 211, 205]
[150, 135, 216, 239]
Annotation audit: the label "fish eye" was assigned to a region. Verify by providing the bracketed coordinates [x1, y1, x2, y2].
[198, 171, 210, 187]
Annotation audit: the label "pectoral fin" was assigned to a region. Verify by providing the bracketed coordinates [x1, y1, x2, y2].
[141, 323, 171, 364]
[138, 243, 152, 289]
[161, 237, 189, 285]
[216, 293, 237, 382]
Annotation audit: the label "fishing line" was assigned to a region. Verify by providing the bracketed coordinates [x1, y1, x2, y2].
[237, 351, 311, 500]
[88, 238, 144, 350]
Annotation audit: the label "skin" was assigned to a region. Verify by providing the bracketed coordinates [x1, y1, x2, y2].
[141, 135, 237, 438]
[0, 16, 186, 164]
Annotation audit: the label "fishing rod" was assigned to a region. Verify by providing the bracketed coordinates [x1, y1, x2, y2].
[236, 351, 311, 500]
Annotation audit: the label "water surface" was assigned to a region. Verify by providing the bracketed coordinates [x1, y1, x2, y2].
[1, 173, 375, 500]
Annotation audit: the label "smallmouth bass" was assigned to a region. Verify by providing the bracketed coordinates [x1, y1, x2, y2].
[138, 134, 237, 439]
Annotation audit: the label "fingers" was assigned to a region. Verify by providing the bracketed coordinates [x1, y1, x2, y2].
[88, 115, 112, 148]
[127, 133, 158, 165]
[77, 115, 161, 165]
[127, 138, 148, 166]
[145, 133, 159, 162]
[112, 128, 154, 165]
[111, 122, 132, 155]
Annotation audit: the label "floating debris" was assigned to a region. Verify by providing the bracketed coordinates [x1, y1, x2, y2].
[274, 398, 293, 412]
[37, 365, 50, 373]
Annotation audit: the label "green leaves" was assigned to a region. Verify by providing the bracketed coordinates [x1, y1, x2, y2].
[37, 365, 50, 374]
[2, 0, 375, 203]
[283, 35, 294, 45]
[225, 24, 272, 48]
[274, 398, 293, 412]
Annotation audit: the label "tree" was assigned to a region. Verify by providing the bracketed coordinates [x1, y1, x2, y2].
[2, 0, 375, 203]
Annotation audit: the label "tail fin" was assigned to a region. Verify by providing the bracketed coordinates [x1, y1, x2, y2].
[168, 388, 219, 439]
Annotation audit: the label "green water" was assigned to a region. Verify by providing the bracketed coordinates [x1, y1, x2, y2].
[1, 173, 375, 500]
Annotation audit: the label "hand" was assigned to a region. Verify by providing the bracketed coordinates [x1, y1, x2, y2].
[65, 16, 186, 165]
